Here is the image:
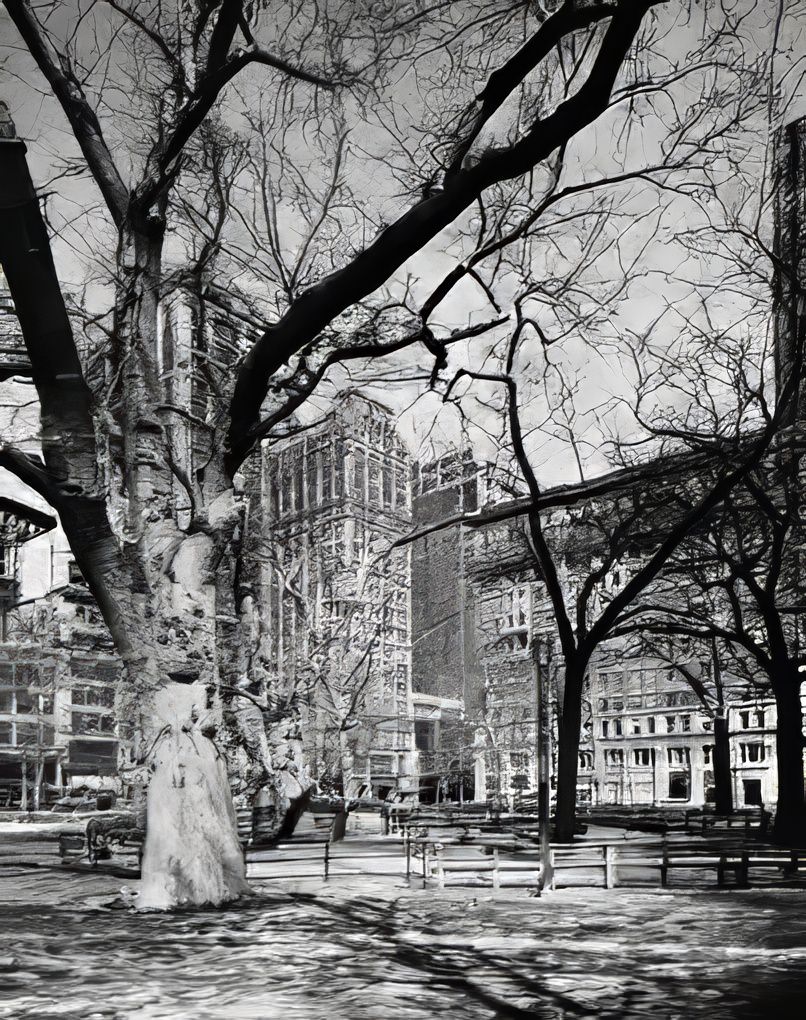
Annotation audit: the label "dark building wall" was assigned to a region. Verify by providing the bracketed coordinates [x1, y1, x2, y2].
[410, 457, 484, 704]
[411, 524, 465, 701]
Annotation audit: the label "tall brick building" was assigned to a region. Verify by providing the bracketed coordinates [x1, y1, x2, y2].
[261, 393, 415, 797]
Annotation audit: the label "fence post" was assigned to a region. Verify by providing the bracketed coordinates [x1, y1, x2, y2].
[739, 851, 749, 888]
[604, 845, 615, 889]
[405, 830, 411, 880]
[660, 846, 669, 888]
[422, 841, 428, 888]
[324, 840, 330, 881]
[492, 848, 500, 892]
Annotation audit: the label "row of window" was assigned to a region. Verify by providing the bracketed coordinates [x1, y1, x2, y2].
[603, 743, 767, 768]
[601, 714, 696, 737]
[598, 691, 696, 711]
[601, 709, 768, 738]
[269, 446, 408, 517]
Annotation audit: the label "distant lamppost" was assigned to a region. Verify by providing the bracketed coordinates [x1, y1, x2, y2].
[532, 636, 553, 893]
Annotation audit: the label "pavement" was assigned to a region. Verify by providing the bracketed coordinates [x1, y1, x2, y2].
[2, 818, 805, 1018]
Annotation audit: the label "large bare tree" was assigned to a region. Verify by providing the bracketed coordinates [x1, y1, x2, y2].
[0, 0, 795, 904]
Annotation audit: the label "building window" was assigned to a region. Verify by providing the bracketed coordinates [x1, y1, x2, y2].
[71, 712, 115, 735]
[739, 710, 751, 729]
[704, 772, 716, 803]
[680, 715, 691, 732]
[414, 720, 436, 751]
[703, 745, 714, 765]
[382, 464, 393, 506]
[321, 447, 332, 501]
[613, 718, 623, 736]
[633, 748, 652, 767]
[667, 747, 690, 766]
[602, 720, 609, 738]
[160, 315, 176, 401]
[306, 453, 319, 508]
[354, 448, 366, 500]
[631, 718, 641, 734]
[668, 773, 690, 800]
[665, 716, 676, 733]
[510, 752, 529, 771]
[578, 751, 593, 770]
[605, 749, 623, 767]
[740, 742, 765, 764]
[754, 709, 766, 728]
[333, 445, 344, 499]
[647, 717, 656, 734]
[498, 587, 530, 651]
[72, 685, 115, 709]
[368, 457, 381, 506]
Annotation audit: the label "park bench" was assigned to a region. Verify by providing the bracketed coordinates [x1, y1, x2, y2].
[684, 807, 771, 837]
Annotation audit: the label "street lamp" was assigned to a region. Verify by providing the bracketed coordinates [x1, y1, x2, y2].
[532, 635, 553, 893]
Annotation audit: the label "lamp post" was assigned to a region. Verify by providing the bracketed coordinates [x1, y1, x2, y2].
[532, 636, 553, 893]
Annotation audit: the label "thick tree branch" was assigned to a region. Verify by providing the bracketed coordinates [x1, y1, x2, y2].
[0, 444, 56, 503]
[227, 0, 658, 472]
[3, 0, 130, 227]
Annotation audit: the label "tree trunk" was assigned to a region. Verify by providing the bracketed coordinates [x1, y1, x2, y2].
[137, 682, 250, 910]
[772, 675, 806, 845]
[339, 728, 359, 799]
[0, 129, 305, 909]
[713, 712, 733, 814]
[554, 663, 584, 843]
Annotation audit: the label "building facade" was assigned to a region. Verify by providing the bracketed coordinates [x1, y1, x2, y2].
[589, 659, 778, 810]
[261, 393, 415, 798]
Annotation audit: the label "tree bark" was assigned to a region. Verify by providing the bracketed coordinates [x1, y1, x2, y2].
[772, 674, 806, 845]
[713, 712, 733, 815]
[553, 662, 584, 842]
[339, 727, 359, 799]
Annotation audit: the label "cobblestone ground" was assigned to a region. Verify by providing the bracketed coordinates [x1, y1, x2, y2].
[1, 863, 805, 1019]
